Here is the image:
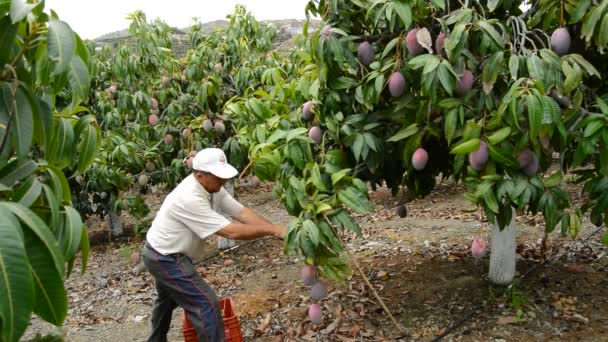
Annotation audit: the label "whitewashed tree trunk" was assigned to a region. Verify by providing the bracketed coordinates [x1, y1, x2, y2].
[217, 179, 238, 250]
[488, 207, 517, 285]
[105, 209, 123, 237]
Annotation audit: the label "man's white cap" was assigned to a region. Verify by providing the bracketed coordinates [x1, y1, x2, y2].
[192, 148, 238, 179]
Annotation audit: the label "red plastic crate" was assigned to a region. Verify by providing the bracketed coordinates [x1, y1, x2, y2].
[183, 297, 243, 342]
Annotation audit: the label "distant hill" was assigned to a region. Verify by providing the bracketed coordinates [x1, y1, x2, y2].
[91, 18, 320, 58]
[93, 18, 320, 42]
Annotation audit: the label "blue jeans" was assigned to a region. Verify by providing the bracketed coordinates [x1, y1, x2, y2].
[142, 243, 225, 342]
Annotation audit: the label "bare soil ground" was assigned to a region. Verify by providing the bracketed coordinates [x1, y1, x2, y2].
[22, 179, 608, 342]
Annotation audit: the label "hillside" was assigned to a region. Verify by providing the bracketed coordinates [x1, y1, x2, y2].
[92, 18, 321, 57]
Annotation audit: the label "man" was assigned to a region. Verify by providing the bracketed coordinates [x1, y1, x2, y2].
[142, 147, 287, 342]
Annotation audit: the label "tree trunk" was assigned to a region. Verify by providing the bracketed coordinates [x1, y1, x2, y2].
[488, 207, 517, 286]
[105, 209, 123, 237]
[217, 178, 238, 250]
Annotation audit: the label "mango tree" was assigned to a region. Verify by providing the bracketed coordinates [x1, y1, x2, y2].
[77, 7, 278, 237]
[233, 0, 608, 323]
[0, 1, 100, 340]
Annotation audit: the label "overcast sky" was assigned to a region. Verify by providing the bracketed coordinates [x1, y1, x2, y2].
[45, 0, 313, 40]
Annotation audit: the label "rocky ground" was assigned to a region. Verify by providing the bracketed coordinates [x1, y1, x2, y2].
[22, 178, 608, 342]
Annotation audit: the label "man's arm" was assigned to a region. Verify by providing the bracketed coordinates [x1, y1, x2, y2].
[215, 221, 286, 240]
[235, 207, 273, 225]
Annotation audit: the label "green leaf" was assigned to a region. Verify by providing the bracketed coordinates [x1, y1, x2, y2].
[444, 109, 457, 145]
[484, 190, 499, 214]
[47, 19, 76, 74]
[311, 163, 328, 192]
[437, 62, 454, 96]
[487, 127, 511, 145]
[527, 54, 545, 81]
[303, 220, 320, 247]
[527, 94, 542, 138]
[331, 168, 351, 186]
[333, 210, 362, 235]
[60, 206, 82, 261]
[569, 54, 601, 79]
[337, 187, 373, 214]
[569, 0, 591, 24]
[363, 132, 377, 152]
[286, 127, 308, 142]
[482, 51, 504, 94]
[13, 177, 41, 208]
[387, 123, 418, 142]
[488, 143, 519, 168]
[22, 227, 67, 325]
[422, 55, 440, 75]
[48, 118, 74, 168]
[78, 224, 89, 275]
[408, 54, 434, 69]
[9, 0, 40, 23]
[42, 184, 60, 233]
[0, 206, 34, 342]
[393, 0, 412, 29]
[1, 202, 65, 276]
[381, 37, 399, 59]
[478, 20, 504, 49]
[544, 172, 562, 188]
[77, 124, 100, 174]
[450, 138, 481, 154]
[0, 16, 18, 65]
[0, 159, 37, 188]
[431, 0, 446, 10]
[12, 86, 34, 158]
[288, 142, 306, 169]
[68, 56, 90, 105]
[584, 120, 603, 138]
[353, 134, 365, 161]
[487, 0, 500, 12]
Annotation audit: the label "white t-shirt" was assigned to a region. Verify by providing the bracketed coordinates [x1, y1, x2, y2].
[146, 174, 244, 259]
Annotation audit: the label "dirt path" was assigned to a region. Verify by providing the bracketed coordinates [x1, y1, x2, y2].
[22, 181, 608, 341]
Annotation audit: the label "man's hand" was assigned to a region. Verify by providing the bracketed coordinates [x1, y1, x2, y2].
[273, 225, 288, 240]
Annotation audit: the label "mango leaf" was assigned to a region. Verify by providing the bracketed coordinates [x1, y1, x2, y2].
[450, 138, 480, 154]
[527, 54, 545, 81]
[482, 51, 504, 94]
[584, 120, 603, 138]
[12, 86, 34, 158]
[9, 0, 40, 23]
[387, 123, 418, 142]
[59, 206, 82, 261]
[1, 202, 65, 276]
[68, 56, 90, 105]
[47, 19, 75, 75]
[311, 163, 328, 192]
[478, 20, 504, 49]
[22, 227, 67, 325]
[487, 0, 500, 12]
[303, 220, 320, 247]
[13, 177, 41, 208]
[337, 186, 373, 213]
[76, 123, 100, 174]
[437, 62, 454, 96]
[0, 159, 37, 188]
[393, 0, 412, 29]
[487, 127, 511, 145]
[431, 0, 446, 10]
[0, 206, 34, 342]
[527, 94, 542, 138]
[77, 224, 90, 275]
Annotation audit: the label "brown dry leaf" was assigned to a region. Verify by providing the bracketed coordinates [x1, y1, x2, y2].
[435, 327, 447, 336]
[563, 263, 586, 273]
[256, 313, 272, 334]
[223, 259, 234, 266]
[351, 325, 362, 337]
[497, 316, 518, 325]
[321, 318, 341, 334]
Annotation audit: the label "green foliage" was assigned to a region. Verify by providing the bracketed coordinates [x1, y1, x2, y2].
[1, 2, 97, 340]
[223, 0, 608, 282]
